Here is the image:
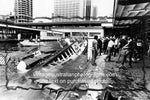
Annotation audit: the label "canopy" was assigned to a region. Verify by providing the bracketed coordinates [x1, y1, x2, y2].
[115, 2, 150, 25]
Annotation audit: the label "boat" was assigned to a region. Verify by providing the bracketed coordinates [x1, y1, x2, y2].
[40, 39, 87, 67]
[16, 39, 87, 73]
[20, 39, 46, 46]
[40, 30, 63, 41]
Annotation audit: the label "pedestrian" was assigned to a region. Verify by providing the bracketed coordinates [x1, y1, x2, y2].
[91, 35, 98, 66]
[65, 36, 71, 45]
[104, 37, 115, 62]
[117, 36, 127, 62]
[113, 37, 120, 57]
[136, 38, 144, 60]
[148, 45, 150, 57]
[103, 37, 109, 54]
[97, 36, 102, 56]
[121, 37, 135, 67]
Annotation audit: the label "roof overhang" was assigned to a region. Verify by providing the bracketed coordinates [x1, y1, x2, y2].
[15, 21, 104, 27]
[114, 0, 150, 27]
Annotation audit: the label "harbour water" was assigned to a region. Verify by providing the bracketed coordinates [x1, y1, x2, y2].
[0, 41, 62, 51]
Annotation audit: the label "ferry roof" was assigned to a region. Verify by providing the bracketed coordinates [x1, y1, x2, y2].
[0, 23, 55, 32]
[15, 21, 111, 27]
[0, 23, 41, 31]
[0, 23, 65, 34]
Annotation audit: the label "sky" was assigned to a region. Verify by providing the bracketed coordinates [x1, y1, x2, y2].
[0, 0, 114, 18]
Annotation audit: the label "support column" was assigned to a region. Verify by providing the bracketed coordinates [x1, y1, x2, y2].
[87, 32, 92, 61]
[70, 32, 72, 37]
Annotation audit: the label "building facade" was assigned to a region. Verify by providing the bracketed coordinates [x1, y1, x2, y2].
[14, 0, 33, 23]
[85, 0, 91, 20]
[53, 0, 88, 22]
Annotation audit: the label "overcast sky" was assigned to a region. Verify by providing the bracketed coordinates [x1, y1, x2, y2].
[0, 0, 114, 18]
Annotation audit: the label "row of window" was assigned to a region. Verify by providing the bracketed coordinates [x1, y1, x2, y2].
[53, 19, 80, 22]
[47, 33, 63, 37]
[55, 8, 79, 11]
[55, 5, 80, 9]
[16, 20, 32, 23]
[15, 16, 32, 18]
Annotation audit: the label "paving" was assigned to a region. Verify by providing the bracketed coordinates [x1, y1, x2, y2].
[104, 54, 150, 100]
[1, 50, 150, 100]
[57, 54, 107, 100]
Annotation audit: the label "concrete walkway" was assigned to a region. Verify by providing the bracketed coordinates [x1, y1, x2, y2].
[80, 55, 107, 100]
[57, 54, 107, 100]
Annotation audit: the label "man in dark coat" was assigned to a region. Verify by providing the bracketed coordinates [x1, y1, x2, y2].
[103, 37, 109, 54]
[97, 37, 102, 56]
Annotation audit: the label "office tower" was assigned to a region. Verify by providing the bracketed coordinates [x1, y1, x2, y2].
[14, 0, 33, 23]
[85, 0, 91, 20]
[53, 0, 88, 22]
[92, 6, 98, 20]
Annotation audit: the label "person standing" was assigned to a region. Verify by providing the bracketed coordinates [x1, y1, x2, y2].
[117, 36, 127, 62]
[113, 37, 120, 57]
[104, 38, 115, 62]
[65, 36, 71, 45]
[121, 37, 135, 67]
[17, 33, 21, 41]
[103, 37, 109, 54]
[91, 35, 98, 66]
[136, 38, 144, 60]
[97, 37, 102, 56]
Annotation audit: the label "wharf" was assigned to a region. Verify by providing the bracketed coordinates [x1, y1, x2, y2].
[58, 54, 150, 100]
[57, 55, 107, 100]
[0, 50, 150, 100]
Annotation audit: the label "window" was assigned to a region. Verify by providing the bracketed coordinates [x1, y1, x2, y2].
[47, 33, 54, 36]
[90, 32, 101, 37]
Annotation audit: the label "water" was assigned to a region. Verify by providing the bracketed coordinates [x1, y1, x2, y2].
[0, 41, 62, 51]
[0, 42, 18, 50]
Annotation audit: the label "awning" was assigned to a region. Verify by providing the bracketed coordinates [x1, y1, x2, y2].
[114, 1, 150, 26]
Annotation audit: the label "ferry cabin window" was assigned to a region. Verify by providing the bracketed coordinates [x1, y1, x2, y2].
[90, 32, 101, 37]
[65, 32, 70, 37]
[82, 32, 88, 36]
[47, 33, 54, 36]
[55, 34, 63, 37]
[52, 33, 63, 37]
[72, 32, 88, 37]
[72, 32, 81, 36]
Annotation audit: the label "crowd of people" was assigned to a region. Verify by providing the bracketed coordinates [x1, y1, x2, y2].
[91, 35, 149, 67]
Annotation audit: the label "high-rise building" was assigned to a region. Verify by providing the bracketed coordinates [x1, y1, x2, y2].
[85, 0, 91, 20]
[14, 0, 33, 23]
[92, 7, 97, 17]
[92, 6, 98, 20]
[53, 0, 90, 22]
